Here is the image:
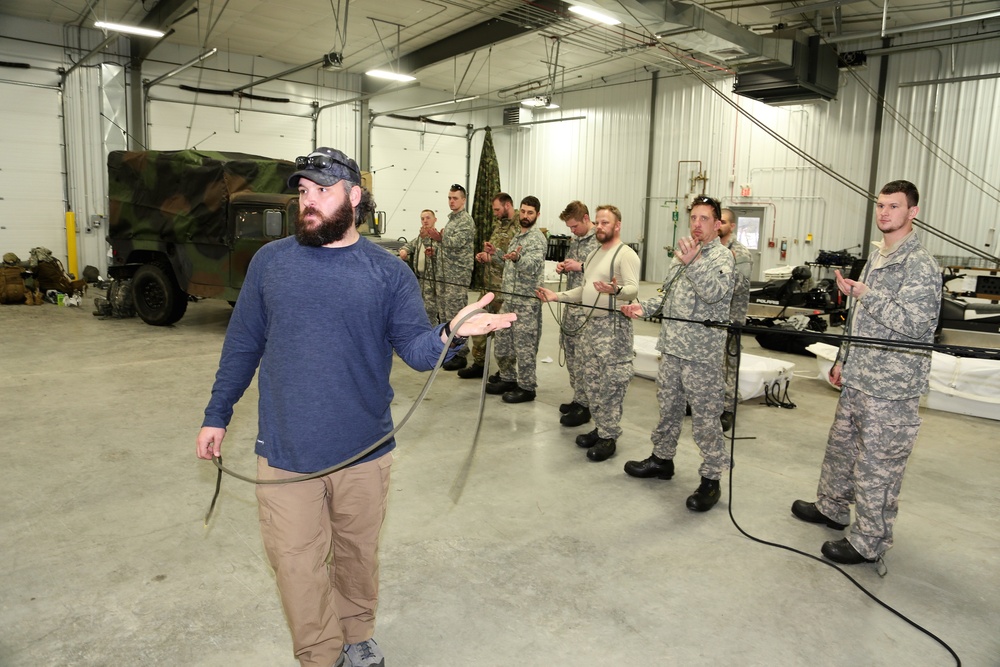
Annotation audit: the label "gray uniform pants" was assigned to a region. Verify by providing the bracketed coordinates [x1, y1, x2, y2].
[438, 283, 469, 357]
[579, 314, 633, 440]
[495, 299, 541, 390]
[561, 306, 589, 405]
[651, 353, 729, 479]
[816, 387, 921, 559]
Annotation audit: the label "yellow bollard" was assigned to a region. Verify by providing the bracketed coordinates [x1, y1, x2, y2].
[65, 211, 78, 278]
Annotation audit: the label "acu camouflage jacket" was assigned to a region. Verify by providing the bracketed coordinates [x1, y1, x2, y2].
[839, 231, 941, 400]
[639, 237, 735, 363]
[498, 225, 547, 304]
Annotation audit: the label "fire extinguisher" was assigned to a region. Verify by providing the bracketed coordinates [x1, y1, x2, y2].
[780, 238, 787, 261]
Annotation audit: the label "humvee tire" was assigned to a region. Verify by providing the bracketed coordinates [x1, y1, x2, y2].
[133, 260, 188, 326]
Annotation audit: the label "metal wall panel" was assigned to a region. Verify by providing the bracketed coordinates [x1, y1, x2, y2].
[493, 83, 652, 243]
[647, 70, 881, 281]
[877, 34, 1000, 264]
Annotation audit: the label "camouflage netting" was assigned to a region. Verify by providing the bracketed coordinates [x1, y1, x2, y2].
[108, 149, 296, 246]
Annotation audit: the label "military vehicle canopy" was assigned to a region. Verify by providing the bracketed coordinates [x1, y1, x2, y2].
[107, 149, 296, 246]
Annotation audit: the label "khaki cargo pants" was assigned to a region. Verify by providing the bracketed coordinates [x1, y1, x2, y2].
[256, 453, 392, 667]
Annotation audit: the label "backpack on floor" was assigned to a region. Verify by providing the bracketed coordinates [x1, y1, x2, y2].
[0, 263, 26, 304]
[28, 247, 79, 295]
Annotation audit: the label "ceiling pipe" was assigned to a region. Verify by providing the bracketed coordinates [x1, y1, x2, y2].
[826, 7, 1000, 43]
[144, 47, 218, 89]
[231, 57, 325, 93]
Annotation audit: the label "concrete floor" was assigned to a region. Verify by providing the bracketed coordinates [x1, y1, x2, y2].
[1, 285, 998, 667]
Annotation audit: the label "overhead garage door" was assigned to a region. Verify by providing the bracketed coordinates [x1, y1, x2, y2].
[0, 83, 67, 264]
[370, 124, 470, 243]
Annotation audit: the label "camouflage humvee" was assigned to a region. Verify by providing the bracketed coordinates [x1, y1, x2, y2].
[107, 149, 391, 326]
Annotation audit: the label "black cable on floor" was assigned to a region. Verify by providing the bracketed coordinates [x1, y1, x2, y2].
[724, 328, 962, 667]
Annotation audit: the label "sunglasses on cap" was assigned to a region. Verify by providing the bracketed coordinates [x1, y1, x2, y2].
[295, 153, 355, 172]
[691, 195, 721, 218]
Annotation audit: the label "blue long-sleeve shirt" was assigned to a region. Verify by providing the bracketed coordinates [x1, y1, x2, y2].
[202, 235, 450, 473]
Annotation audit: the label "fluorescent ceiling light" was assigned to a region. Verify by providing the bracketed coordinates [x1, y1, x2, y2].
[366, 69, 416, 82]
[545, 103, 560, 109]
[94, 21, 165, 38]
[569, 5, 621, 26]
[521, 96, 550, 108]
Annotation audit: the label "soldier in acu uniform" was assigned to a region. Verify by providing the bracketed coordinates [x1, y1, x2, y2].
[621, 195, 735, 513]
[538, 205, 640, 462]
[792, 180, 941, 565]
[485, 196, 547, 403]
[552, 201, 601, 427]
[398, 209, 442, 325]
[424, 184, 475, 370]
[459, 193, 520, 380]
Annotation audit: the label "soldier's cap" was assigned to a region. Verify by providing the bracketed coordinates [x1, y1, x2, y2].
[288, 147, 361, 189]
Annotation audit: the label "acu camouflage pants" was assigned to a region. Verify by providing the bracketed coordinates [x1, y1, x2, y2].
[651, 353, 729, 479]
[469, 291, 515, 377]
[578, 314, 633, 440]
[438, 282, 469, 357]
[560, 306, 589, 405]
[494, 298, 542, 390]
[816, 387, 921, 559]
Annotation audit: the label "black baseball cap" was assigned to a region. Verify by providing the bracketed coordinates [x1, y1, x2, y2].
[288, 147, 362, 189]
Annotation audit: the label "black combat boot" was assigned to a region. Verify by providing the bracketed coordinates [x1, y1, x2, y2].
[686, 476, 721, 512]
[457, 363, 484, 379]
[587, 438, 616, 462]
[623, 454, 674, 479]
[560, 404, 591, 427]
[821, 538, 877, 564]
[502, 387, 536, 403]
[442, 355, 467, 371]
[486, 378, 518, 394]
[576, 428, 599, 448]
[559, 401, 580, 414]
[791, 500, 848, 530]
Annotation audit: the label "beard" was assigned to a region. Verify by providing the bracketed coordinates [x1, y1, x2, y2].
[595, 229, 611, 243]
[295, 198, 355, 247]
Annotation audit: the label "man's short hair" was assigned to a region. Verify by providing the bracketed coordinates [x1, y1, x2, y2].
[721, 208, 735, 222]
[559, 201, 589, 222]
[421, 209, 435, 217]
[880, 180, 919, 208]
[450, 183, 467, 197]
[595, 204, 621, 222]
[520, 195, 541, 212]
[690, 195, 721, 220]
[493, 193, 513, 207]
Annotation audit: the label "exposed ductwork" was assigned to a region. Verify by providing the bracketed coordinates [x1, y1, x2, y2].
[590, 0, 793, 66]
